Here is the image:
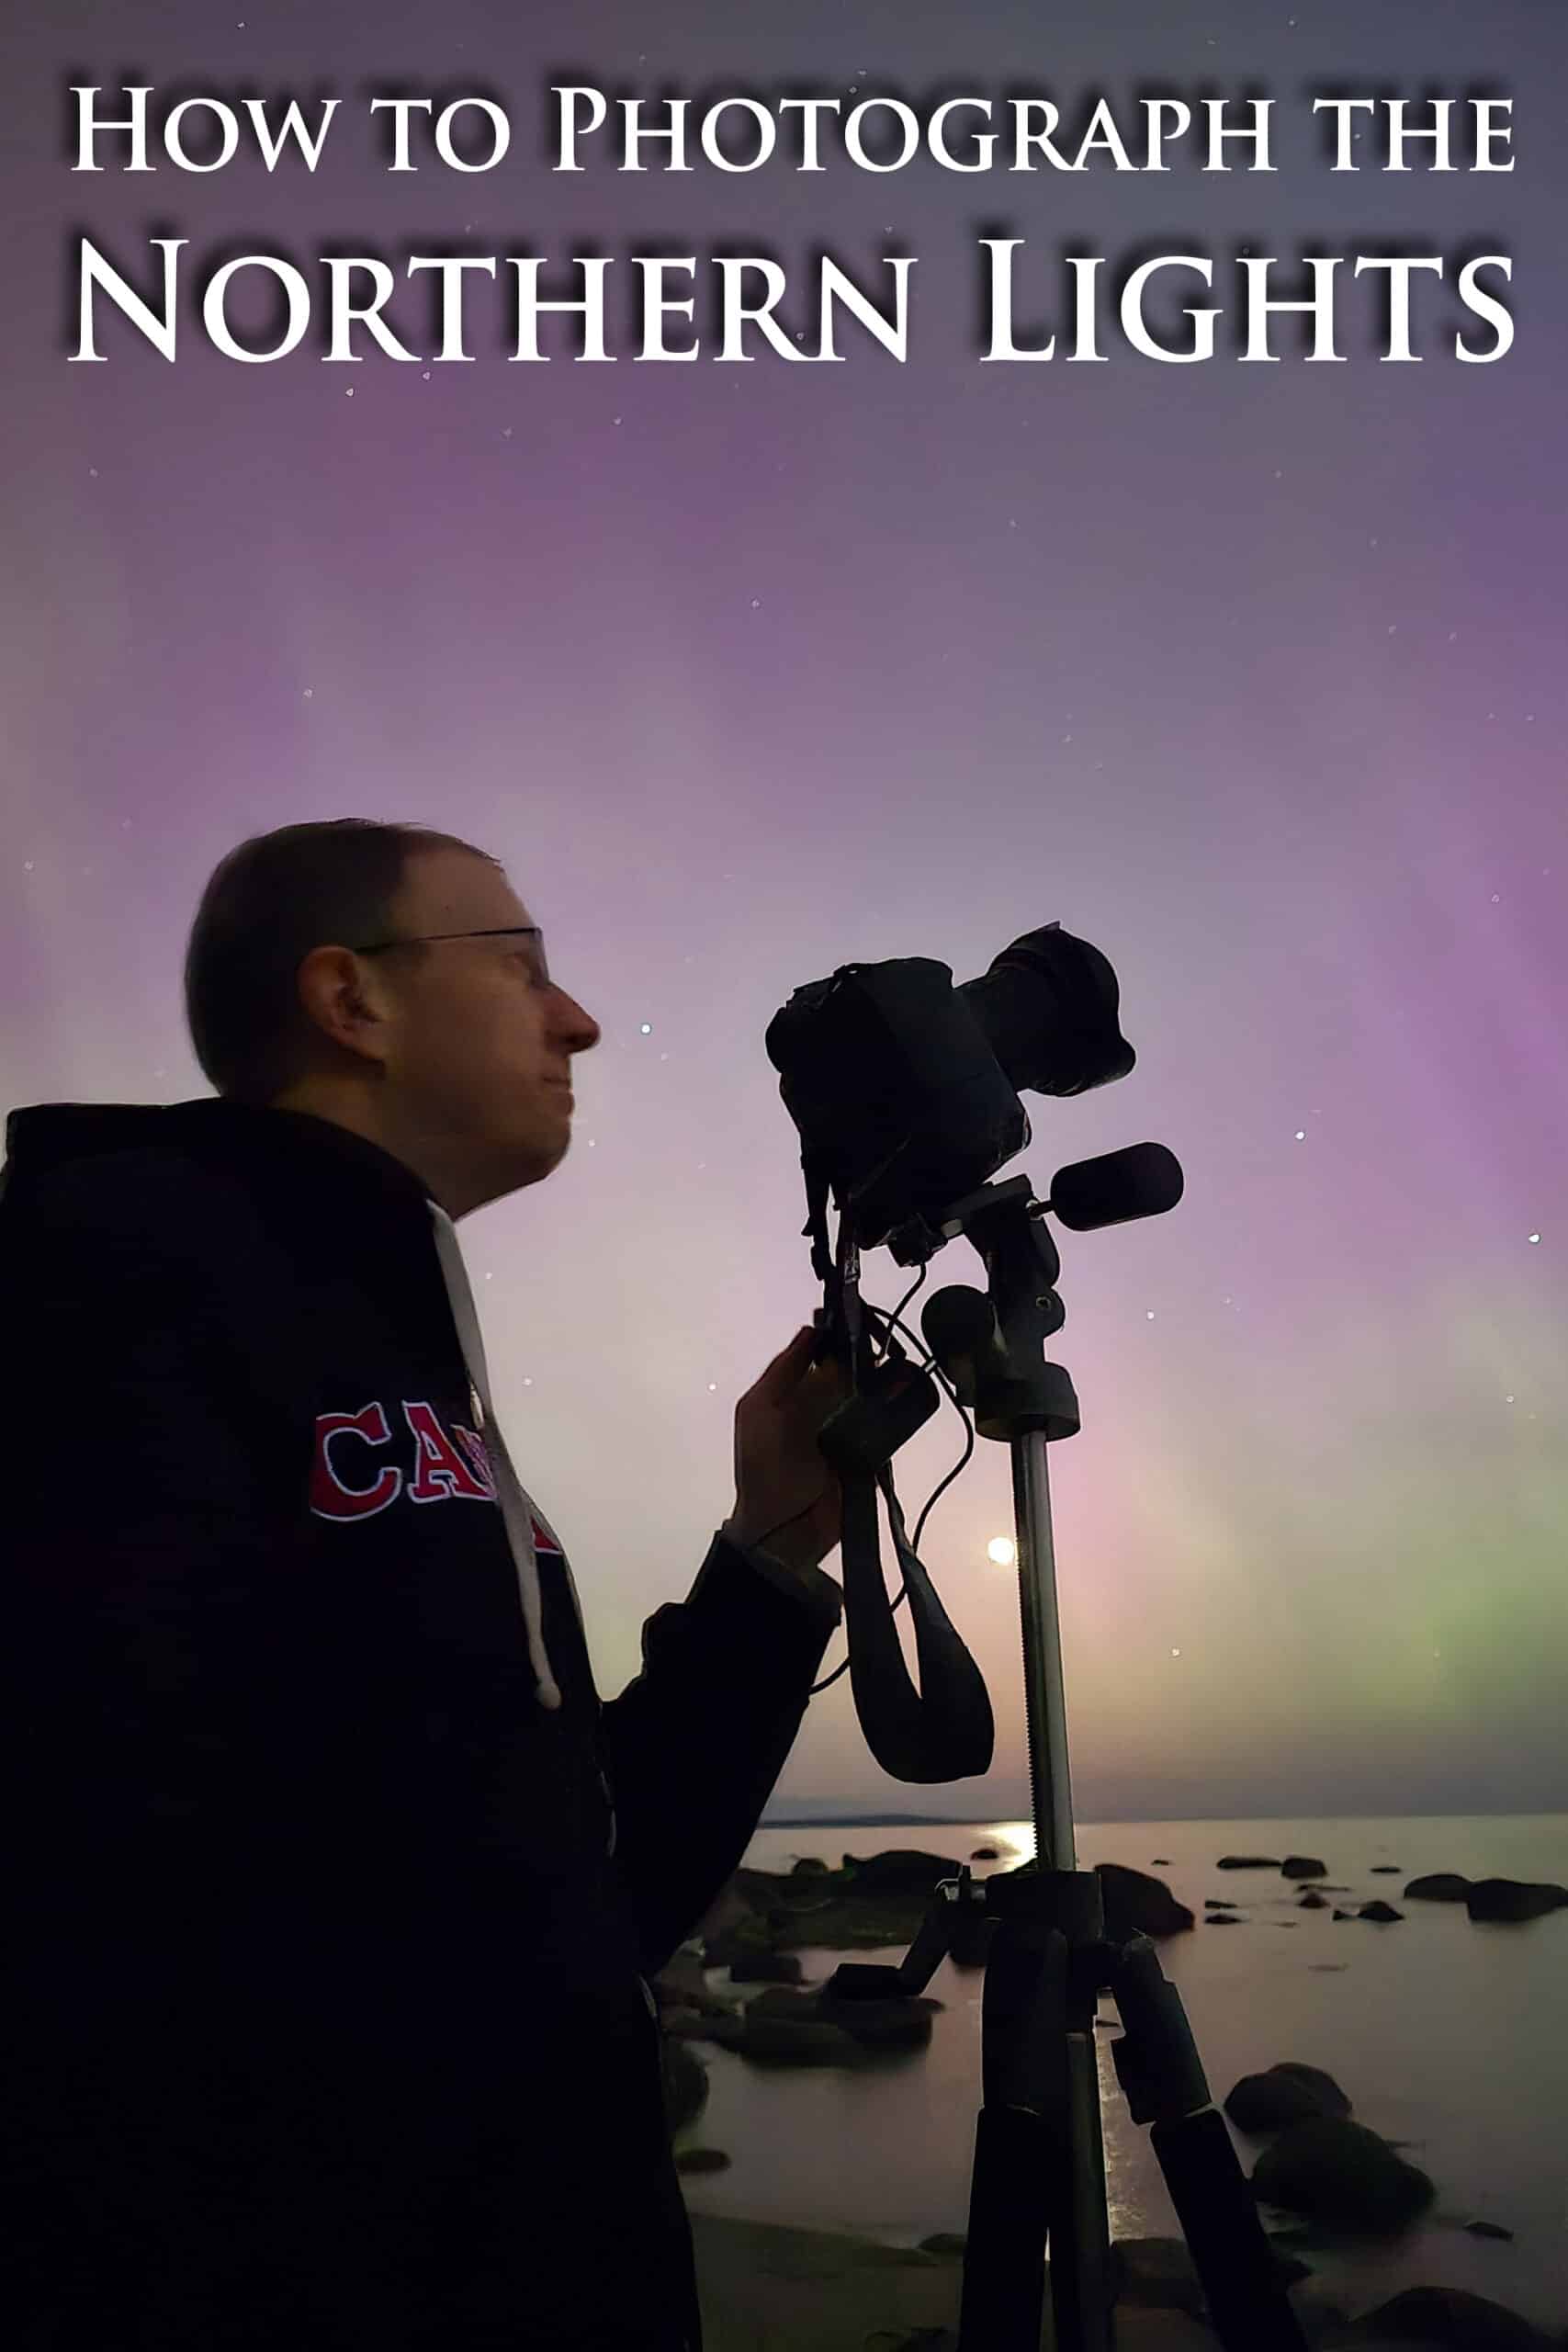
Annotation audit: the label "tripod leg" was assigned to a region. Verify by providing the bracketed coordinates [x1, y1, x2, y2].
[1108, 1939, 1310, 2352]
[959, 2100, 1052, 2352]
[959, 1925, 1058, 2352]
[1151, 2110, 1309, 2352]
[1055, 2028, 1112, 2352]
[958, 1927, 1113, 2352]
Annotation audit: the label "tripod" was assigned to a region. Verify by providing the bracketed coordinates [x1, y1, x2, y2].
[817, 1174, 1310, 2352]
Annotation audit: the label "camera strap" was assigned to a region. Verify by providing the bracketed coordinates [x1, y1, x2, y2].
[833, 1454, 995, 1785]
[798, 1151, 996, 1783]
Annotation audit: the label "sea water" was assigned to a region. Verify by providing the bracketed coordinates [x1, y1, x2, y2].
[674, 1815, 1568, 2333]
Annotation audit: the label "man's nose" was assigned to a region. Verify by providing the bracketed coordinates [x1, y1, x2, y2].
[558, 999, 601, 1052]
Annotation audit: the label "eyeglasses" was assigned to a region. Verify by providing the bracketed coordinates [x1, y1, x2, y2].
[354, 925, 550, 984]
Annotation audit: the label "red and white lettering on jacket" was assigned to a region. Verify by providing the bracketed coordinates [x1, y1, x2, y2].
[310, 1399, 496, 1521]
[311, 1401, 402, 1520]
[402, 1399, 493, 1504]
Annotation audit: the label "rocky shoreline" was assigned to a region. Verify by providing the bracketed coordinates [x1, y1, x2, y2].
[652, 1844, 1568, 2350]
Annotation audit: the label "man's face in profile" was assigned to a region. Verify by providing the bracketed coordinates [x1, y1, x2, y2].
[374, 845, 602, 1204]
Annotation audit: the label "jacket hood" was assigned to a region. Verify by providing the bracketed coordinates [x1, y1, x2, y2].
[1, 1096, 438, 1220]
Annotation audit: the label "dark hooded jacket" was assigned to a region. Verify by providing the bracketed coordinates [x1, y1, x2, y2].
[0, 1097, 843, 2351]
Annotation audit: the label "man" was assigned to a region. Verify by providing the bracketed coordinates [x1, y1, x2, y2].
[0, 819, 849, 2351]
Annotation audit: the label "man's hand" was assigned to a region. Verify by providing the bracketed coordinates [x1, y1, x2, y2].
[725, 1326, 851, 1571]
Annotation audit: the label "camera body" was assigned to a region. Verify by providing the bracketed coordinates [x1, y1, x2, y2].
[764, 924, 1134, 1250]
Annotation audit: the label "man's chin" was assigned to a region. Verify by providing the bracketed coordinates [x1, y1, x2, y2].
[514, 1130, 571, 1182]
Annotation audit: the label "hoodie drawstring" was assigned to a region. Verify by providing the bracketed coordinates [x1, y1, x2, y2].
[428, 1204, 565, 1713]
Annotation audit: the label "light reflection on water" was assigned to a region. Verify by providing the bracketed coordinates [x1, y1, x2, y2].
[673, 1815, 1568, 2334]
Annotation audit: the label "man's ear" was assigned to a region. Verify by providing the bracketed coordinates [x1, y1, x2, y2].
[295, 944, 390, 1068]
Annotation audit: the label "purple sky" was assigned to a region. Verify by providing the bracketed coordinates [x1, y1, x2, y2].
[6, 1, 1565, 1820]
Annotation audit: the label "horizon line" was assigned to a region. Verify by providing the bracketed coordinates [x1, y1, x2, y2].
[760, 1804, 1568, 1825]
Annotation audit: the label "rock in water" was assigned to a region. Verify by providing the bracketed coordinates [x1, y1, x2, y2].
[1358, 1900, 1404, 1922]
[1217, 1854, 1283, 1870]
[660, 2037, 710, 2136]
[1251, 2117, 1434, 2233]
[1281, 1855, 1329, 1880]
[1466, 1877, 1568, 1923]
[1347, 2284, 1553, 2348]
[1094, 1861, 1195, 1939]
[1224, 2064, 1351, 2133]
[744, 1984, 940, 2051]
[1404, 1872, 1473, 1903]
[728, 1951, 805, 1984]
[649, 1949, 742, 2018]
[1109, 2235, 1310, 2317]
[705, 1915, 785, 1969]
[705, 2012, 867, 2065]
[835, 1848, 953, 1894]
